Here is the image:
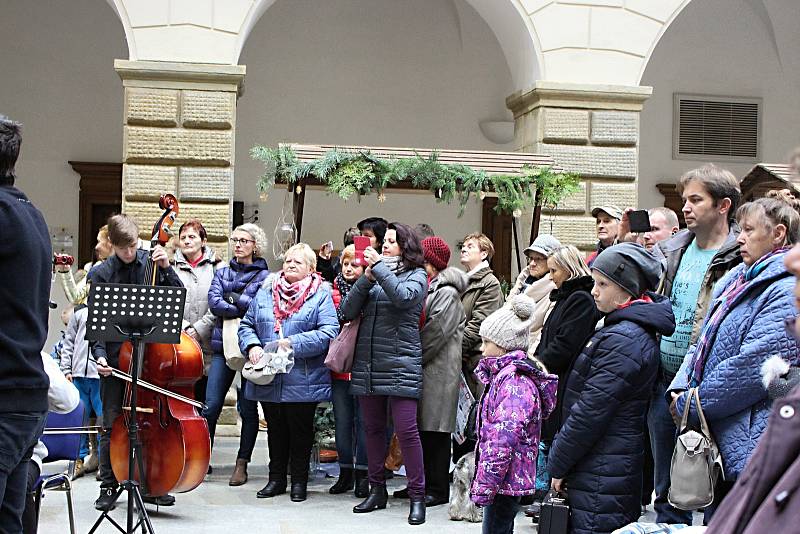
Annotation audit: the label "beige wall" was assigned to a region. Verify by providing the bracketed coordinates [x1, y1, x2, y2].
[639, 0, 800, 210]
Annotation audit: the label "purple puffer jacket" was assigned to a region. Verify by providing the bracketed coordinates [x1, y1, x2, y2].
[470, 350, 558, 506]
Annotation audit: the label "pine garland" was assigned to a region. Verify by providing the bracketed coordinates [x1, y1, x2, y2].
[250, 144, 581, 216]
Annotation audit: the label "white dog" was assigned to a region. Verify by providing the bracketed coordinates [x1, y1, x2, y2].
[448, 452, 482, 523]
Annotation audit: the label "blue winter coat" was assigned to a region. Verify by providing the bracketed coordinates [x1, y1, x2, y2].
[207, 258, 269, 356]
[339, 261, 428, 399]
[669, 251, 800, 479]
[549, 293, 675, 534]
[238, 274, 339, 403]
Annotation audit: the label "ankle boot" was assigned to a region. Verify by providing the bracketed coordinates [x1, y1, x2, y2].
[408, 499, 426, 525]
[329, 467, 354, 494]
[353, 485, 388, 513]
[354, 469, 369, 498]
[229, 459, 248, 486]
[290, 481, 308, 502]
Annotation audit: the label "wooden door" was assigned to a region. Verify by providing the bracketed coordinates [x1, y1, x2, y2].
[481, 197, 512, 285]
[69, 162, 122, 266]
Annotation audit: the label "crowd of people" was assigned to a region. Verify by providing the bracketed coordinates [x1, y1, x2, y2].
[3, 111, 800, 534]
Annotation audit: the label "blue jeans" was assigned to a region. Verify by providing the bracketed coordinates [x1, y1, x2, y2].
[331, 379, 367, 469]
[203, 354, 259, 461]
[648, 378, 692, 524]
[72, 377, 103, 459]
[0, 411, 47, 533]
[482, 494, 520, 534]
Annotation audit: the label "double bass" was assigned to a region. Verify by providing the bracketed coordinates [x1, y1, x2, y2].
[110, 194, 211, 497]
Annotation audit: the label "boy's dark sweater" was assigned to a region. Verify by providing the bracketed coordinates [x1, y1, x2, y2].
[88, 249, 183, 366]
[0, 185, 51, 412]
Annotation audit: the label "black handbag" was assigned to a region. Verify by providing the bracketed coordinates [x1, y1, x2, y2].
[538, 490, 569, 534]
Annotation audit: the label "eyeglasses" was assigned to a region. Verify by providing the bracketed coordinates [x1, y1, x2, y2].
[784, 316, 800, 341]
[229, 238, 254, 245]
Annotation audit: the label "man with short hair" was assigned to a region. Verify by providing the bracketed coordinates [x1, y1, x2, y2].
[586, 205, 622, 266]
[650, 164, 742, 524]
[88, 213, 183, 512]
[0, 115, 51, 533]
[459, 232, 504, 396]
[643, 207, 680, 252]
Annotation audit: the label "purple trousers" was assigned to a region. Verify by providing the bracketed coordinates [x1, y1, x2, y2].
[359, 395, 426, 500]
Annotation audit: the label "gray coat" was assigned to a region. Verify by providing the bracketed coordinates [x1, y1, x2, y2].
[172, 247, 220, 366]
[419, 267, 467, 433]
[340, 261, 428, 399]
[461, 265, 505, 394]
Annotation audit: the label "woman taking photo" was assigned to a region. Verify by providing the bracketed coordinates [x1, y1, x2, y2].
[239, 243, 339, 503]
[339, 222, 429, 526]
[172, 219, 220, 401]
[669, 197, 800, 522]
[205, 223, 269, 486]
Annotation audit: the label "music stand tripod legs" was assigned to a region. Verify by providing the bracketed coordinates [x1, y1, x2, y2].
[89, 332, 156, 534]
[85, 282, 189, 534]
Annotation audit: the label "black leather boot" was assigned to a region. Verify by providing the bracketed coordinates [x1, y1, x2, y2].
[256, 480, 286, 498]
[329, 467, 354, 494]
[408, 499, 426, 525]
[353, 485, 388, 513]
[354, 469, 369, 498]
[290, 481, 307, 502]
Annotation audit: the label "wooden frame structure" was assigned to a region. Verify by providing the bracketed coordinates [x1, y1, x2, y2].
[281, 143, 558, 282]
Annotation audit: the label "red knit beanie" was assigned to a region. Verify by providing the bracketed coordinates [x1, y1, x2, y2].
[422, 236, 450, 271]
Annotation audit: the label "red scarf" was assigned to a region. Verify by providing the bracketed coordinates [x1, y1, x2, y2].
[272, 271, 322, 332]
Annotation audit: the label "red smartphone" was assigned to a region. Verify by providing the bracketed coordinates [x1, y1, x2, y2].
[353, 235, 370, 266]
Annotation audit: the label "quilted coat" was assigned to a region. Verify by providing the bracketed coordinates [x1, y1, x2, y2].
[469, 350, 558, 506]
[548, 293, 675, 534]
[339, 260, 428, 398]
[668, 250, 800, 479]
[419, 267, 467, 433]
[535, 275, 601, 442]
[207, 257, 269, 356]
[173, 247, 220, 365]
[238, 273, 339, 403]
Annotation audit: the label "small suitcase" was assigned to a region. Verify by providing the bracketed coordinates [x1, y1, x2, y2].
[538, 491, 569, 534]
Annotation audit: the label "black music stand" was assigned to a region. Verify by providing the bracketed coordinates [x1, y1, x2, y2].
[85, 283, 187, 534]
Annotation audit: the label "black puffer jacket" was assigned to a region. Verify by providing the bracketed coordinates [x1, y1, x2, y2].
[547, 293, 675, 534]
[339, 261, 428, 398]
[535, 276, 600, 441]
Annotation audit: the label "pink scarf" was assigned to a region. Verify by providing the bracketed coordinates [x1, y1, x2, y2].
[272, 271, 322, 332]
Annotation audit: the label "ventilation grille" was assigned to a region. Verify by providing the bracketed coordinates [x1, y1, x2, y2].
[674, 94, 761, 161]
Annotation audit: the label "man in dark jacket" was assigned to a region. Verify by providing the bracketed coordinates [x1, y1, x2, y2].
[0, 116, 51, 533]
[650, 164, 742, 524]
[88, 214, 183, 512]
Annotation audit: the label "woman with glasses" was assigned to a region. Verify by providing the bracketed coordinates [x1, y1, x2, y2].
[204, 223, 270, 486]
[668, 197, 800, 523]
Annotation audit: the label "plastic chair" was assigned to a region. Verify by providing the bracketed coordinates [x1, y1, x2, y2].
[33, 401, 85, 534]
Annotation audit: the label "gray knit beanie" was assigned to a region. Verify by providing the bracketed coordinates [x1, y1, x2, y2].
[479, 294, 535, 352]
[591, 242, 663, 297]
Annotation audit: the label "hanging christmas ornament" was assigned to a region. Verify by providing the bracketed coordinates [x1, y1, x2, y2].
[259, 191, 269, 202]
[295, 185, 303, 195]
[512, 208, 523, 218]
[479, 191, 487, 200]
[272, 190, 297, 261]
[377, 192, 386, 203]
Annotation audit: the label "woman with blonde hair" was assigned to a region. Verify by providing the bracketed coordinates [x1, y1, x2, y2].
[205, 223, 270, 486]
[239, 242, 339, 502]
[528, 245, 601, 517]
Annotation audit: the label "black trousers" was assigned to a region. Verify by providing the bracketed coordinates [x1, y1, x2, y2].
[421, 431, 451, 500]
[22, 461, 40, 534]
[262, 402, 318, 484]
[98, 374, 125, 489]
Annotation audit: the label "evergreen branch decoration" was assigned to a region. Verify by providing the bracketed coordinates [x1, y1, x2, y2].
[251, 144, 581, 216]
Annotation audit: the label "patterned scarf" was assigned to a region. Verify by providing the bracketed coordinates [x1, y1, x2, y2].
[380, 255, 406, 275]
[272, 271, 322, 333]
[334, 272, 355, 324]
[688, 246, 790, 386]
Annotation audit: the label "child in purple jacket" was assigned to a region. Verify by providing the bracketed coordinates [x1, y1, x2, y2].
[470, 294, 558, 534]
